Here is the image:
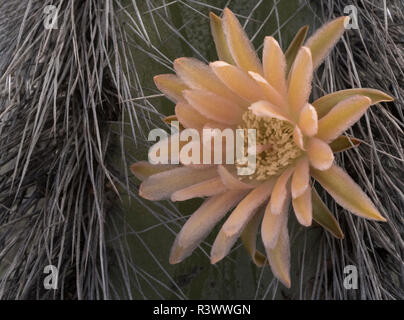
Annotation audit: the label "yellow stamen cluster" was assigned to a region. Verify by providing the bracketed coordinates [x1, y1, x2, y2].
[238, 111, 302, 180]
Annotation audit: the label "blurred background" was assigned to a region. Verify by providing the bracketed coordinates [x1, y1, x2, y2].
[0, 0, 402, 299]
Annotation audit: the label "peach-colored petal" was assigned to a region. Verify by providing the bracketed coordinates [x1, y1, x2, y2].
[217, 165, 256, 190]
[140, 166, 218, 200]
[249, 100, 292, 123]
[261, 196, 288, 250]
[291, 157, 309, 199]
[311, 164, 386, 221]
[307, 137, 334, 171]
[183, 89, 243, 125]
[312, 88, 394, 118]
[298, 103, 318, 137]
[222, 8, 263, 75]
[174, 57, 245, 106]
[262, 36, 287, 96]
[175, 102, 210, 130]
[211, 179, 275, 263]
[270, 168, 294, 215]
[287, 47, 313, 118]
[169, 189, 247, 264]
[305, 16, 349, 69]
[329, 135, 361, 153]
[316, 95, 372, 143]
[209, 12, 236, 64]
[171, 177, 226, 202]
[210, 61, 265, 103]
[154, 74, 188, 102]
[293, 126, 306, 150]
[312, 188, 344, 239]
[241, 209, 266, 267]
[222, 178, 276, 237]
[248, 71, 287, 108]
[130, 161, 177, 181]
[284, 25, 309, 74]
[292, 187, 312, 226]
[266, 221, 291, 288]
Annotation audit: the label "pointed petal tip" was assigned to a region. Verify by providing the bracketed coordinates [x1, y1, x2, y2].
[163, 115, 177, 124]
[130, 162, 142, 178]
[300, 217, 312, 227]
[301, 25, 309, 31]
[169, 241, 186, 264]
[301, 46, 312, 56]
[153, 74, 188, 102]
[264, 36, 279, 46]
[169, 257, 181, 265]
[169, 255, 183, 265]
[223, 7, 232, 15]
[341, 16, 350, 24]
[173, 57, 190, 69]
[373, 212, 387, 222]
[210, 60, 230, 68]
[138, 184, 155, 201]
[209, 11, 219, 19]
[138, 184, 146, 198]
[356, 206, 386, 222]
[281, 278, 292, 289]
[210, 254, 223, 265]
[153, 74, 168, 86]
[355, 201, 386, 222]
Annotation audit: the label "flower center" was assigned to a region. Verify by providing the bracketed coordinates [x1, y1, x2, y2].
[238, 110, 302, 180]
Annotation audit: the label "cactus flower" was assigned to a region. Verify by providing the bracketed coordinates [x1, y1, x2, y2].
[131, 8, 392, 288]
